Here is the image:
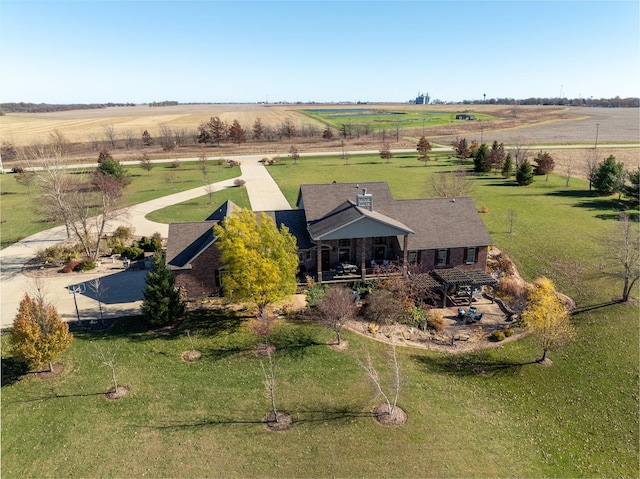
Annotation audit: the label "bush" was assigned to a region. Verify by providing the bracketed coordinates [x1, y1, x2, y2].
[78, 259, 96, 271]
[233, 178, 246, 187]
[170, 159, 181, 168]
[215, 159, 225, 166]
[490, 331, 505, 342]
[368, 322, 379, 335]
[137, 236, 162, 252]
[426, 310, 445, 331]
[37, 245, 78, 265]
[306, 284, 328, 307]
[504, 328, 514, 337]
[62, 260, 80, 273]
[122, 246, 144, 260]
[480, 204, 489, 214]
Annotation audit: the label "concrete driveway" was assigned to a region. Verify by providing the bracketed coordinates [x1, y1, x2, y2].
[0, 156, 290, 329]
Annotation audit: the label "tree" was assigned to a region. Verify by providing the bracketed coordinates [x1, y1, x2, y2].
[322, 126, 334, 140]
[10, 293, 73, 372]
[593, 155, 625, 196]
[14, 169, 37, 193]
[624, 167, 640, 207]
[139, 153, 154, 175]
[97, 155, 130, 187]
[379, 143, 392, 163]
[585, 149, 599, 190]
[141, 253, 186, 326]
[317, 287, 358, 345]
[359, 342, 403, 418]
[88, 277, 108, 325]
[609, 214, 640, 303]
[516, 159, 534, 186]
[533, 151, 555, 179]
[141, 130, 154, 147]
[252, 118, 265, 140]
[228, 120, 246, 144]
[362, 288, 404, 327]
[92, 342, 126, 397]
[103, 125, 116, 149]
[288, 145, 300, 164]
[429, 169, 475, 197]
[451, 137, 470, 161]
[214, 209, 298, 319]
[197, 123, 212, 145]
[278, 119, 296, 140]
[207, 116, 227, 146]
[488, 141, 506, 171]
[473, 143, 491, 172]
[416, 136, 432, 165]
[521, 277, 576, 364]
[501, 153, 514, 178]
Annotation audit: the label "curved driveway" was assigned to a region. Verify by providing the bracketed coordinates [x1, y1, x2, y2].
[0, 156, 290, 328]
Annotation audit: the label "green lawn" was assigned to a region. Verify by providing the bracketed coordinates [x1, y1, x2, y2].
[2, 152, 639, 478]
[0, 161, 240, 248]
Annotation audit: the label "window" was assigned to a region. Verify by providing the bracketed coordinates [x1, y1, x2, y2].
[374, 237, 386, 245]
[466, 247, 477, 264]
[338, 239, 351, 247]
[408, 251, 418, 264]
[338, 248, 350, 263]
[436, 249, 448, 266]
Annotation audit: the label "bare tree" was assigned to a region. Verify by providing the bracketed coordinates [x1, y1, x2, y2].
[139, 153, 154, 175]
[510, 138, 529, 168]
[317, 287, 358, 345]
[359, 342, 401, 416]
[88, 277, 108, 325]
[165, 171, 177, 190]
[48, 130, 69, 157]
[203, 181, 215, 204]
[585, 148, 599, 191]
[159, 123, 175, 151]
[122, 129, 136, 149]
[507, 209, 517, 234]
[288, 145, 300, 164]
[92, 342, 122, 395]
[429, 169, 475, 197]
[198, 150, 208, 179]
[14, 170, 37, 193]
[610, 214, 640, 303]
[379, 143, 392, 163]
[261, 347, 279, 422]
[563, 161, 573, 187]
[103, 125, 117, 149]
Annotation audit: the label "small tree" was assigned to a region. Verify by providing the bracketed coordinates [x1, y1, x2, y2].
[139, 153, 154, 176]
[141, 130, 154, 147]
[516, 159, 534, 186]
[488, 141, 506, 171]
[416, 136, 432, 165]
[359, 342, 403, 418]
[97, 156, 130, 187]
[10, 293, 73, 372]
[473, 143, 491, 173]
[624, 167, 640, 208]
[252, 118, 265, 140]
[593, 155, 625, 196]
[92, 342, 124, 397]
[322, 126, 334, 140]
[14, 170, 37, 193]
[451, 137, 470, 162]
[141, 253, 186, 326]
[501, 153, 514, 179]
[317, 287, 358, 345]
[521, 277, 576, 364]
[609, 214, 640, 303]
[533, 151, 555, 179]
[379, 143, 392, 163]
[228, 119, 247, 144]
[429, 169, 475, 198]
[288, 145, 300, 165]
[88, 277, 107, 325]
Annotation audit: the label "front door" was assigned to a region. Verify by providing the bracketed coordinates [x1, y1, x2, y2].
[321, 249, 331, 270]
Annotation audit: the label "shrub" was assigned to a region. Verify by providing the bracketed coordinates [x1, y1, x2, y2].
[37, 245, 78, 265]
[62, 260, 80, 273]
[368, 322, 379, 335]
[306, 284, 328, 307]
[122, 246, 144, 260]
[234, 178, 246, 187]
[215, 159, 225, 166]
[480, 204, 489, 214]
[170, 159, 181, 168]
[111, 245, 126, 255]
[504, 328, 514, 337]
[426, 310, 445, 331]
[490, 331, 505, 342]
[78, 259, 96, 271]
[137, 236, 162, 252]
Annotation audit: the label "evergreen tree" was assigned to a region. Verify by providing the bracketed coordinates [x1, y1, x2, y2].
[593, 155, 625, 196]
[624, 167, 640, 207]
[416, 136, 432, 165]
[488, 141, 506, 171]
[141, 130, 154, 147]
[97, 156, 130, 187]
[473, 143, 491, 172]
[533, 151, 555, 179]
[142, 253, 185, 326]
[501, 153, 514, 178]
[516, 159, 534, 186]
[10, 293, 73, 372]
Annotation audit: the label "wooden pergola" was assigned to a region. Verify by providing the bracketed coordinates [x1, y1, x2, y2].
[430, 268, 498, 307]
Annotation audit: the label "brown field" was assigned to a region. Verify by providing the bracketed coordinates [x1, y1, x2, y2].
[1, 104, 637, 176]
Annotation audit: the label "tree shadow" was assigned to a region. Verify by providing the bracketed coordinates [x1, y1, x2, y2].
[269, 326, 322, 359]
[411, 351, 536, 377]
[571, 300, 622, 316]
[1, 357, 30, 387]
[10, 391, 106, 403]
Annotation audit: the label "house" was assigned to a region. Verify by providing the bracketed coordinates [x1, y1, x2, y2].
[455, 113, 476, 120]
[165, 182, 495, 303]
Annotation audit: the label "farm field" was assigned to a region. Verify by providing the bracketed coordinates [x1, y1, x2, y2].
[2, 153, 638, 477]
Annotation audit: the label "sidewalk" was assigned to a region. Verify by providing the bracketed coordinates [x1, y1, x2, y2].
[0, 156, 290, 328]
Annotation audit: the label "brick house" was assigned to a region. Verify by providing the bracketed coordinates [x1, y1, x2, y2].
[165, 181, 495, 302]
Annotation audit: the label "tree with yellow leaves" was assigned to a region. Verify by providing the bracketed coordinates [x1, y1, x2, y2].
[521, 277, 576, 364]
[10, 293, 73, 372]
[214, 209, 298, 320]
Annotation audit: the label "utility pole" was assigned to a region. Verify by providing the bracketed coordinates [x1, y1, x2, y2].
[594, 123, 600, 149]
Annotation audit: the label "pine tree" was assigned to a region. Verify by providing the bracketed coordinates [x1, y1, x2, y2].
[142, 253, 185, 326]
[516, 159, 534, 186]
[473, 143, 491, 172]
[501, 153, 514, 178]
[593, 155, 625, 196]
[416, 136, 432, 165]
[10, 293, 73, 372]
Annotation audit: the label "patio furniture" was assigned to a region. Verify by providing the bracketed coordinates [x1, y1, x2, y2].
[337, 263, 358, 275]
[457, 307, 466, 319]
[474, 313, 484, 321]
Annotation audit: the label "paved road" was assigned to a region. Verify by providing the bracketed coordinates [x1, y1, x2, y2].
[0, 156, 290, 329]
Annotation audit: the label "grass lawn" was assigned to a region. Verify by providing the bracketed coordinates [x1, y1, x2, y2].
[2, 152, 638, 478]
[0, 161, 240, 248]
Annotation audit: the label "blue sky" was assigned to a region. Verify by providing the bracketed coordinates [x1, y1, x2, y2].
[1, 0, 638, 103]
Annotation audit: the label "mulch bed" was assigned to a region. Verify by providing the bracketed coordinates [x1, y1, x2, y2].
[35, 363, 65, 379]
[181, 349, 203, 362]
[372, 404, 408, 427]
[263, 411, 293, 431]
[105, 385, 130, 400]
[328, 339, 349, 351]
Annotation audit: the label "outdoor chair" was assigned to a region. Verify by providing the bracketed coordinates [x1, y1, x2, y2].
[474, 313, 483, 321]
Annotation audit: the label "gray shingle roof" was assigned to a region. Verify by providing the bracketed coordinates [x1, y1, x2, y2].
[166, 221, 216, 270]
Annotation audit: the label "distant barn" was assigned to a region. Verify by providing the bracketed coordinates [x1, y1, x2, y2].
[455, 114, 476, 120]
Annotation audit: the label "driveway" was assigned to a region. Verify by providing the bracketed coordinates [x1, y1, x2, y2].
[0, 156, 290, 328]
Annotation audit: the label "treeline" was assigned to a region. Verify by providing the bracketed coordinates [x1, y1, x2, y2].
[0, 102, 135, 113]
[459, 97, 639, 108]
[148, 101, 179, 107]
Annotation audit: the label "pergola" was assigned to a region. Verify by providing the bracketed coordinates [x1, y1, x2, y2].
[430, 268, 498, 306]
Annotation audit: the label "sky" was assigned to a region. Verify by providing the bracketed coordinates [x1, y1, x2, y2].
[0, 0, 638, 104]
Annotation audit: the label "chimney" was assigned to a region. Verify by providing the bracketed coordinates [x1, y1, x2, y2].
[356, 188, 373, 211]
